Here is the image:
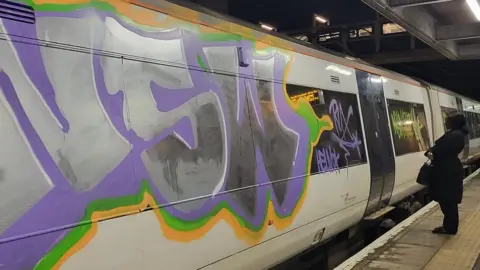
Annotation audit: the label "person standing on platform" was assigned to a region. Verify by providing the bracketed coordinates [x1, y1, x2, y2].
[426, 113, 468, 235]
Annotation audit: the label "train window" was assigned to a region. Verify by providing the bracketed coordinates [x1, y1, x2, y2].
[318, 32, 340, 42]
[464, 111, 480, 139]
[472, 112, 480, 139]
[474, 113, 480, 138]
[286, 84, 367, 173]
[382, 23, 406, 35]
[441, 107, 459, 132]
[349, 27, 372, 39]
[464, 111, 474, 139]
[465, 111, 472, 139]
[349, 30, 357, 38]
[441, 107, 480, 139]
[387, 99, 430, 156]
[359, 27, 372, 37]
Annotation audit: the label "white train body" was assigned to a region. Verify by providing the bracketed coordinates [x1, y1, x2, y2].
[0, 0, 479, 269]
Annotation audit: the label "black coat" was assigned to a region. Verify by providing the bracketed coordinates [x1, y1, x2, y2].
[428, 129, 466, 204]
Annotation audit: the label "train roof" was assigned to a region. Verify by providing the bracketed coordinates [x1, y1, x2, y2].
[422, 81, 479, 104]
[137, 0, 422, 86]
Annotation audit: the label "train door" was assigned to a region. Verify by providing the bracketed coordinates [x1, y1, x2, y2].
[356, 71, 396, 217]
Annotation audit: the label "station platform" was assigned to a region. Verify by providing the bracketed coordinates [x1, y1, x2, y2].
[336, 170, 480, 270]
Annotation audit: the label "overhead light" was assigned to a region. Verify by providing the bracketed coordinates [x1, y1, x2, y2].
[314, 14, 328, 24]
[260, 23, 275, 31]
[467, 0, 480, 21]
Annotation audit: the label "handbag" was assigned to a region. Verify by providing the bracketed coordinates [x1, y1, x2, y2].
[417, 160, 434, 186]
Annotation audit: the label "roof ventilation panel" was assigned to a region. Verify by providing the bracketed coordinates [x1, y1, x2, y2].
[330, 75, 340, 84]
[0, 0, 35, 24]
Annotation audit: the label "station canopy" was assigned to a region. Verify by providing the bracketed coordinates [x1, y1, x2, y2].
[362, 0, 480, 60]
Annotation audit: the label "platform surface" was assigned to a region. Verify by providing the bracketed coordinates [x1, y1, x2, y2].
[351, 174, 480, 270]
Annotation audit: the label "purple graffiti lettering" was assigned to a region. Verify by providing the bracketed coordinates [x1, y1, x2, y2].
[0, 7, 315, 269]
[328, 99, 362, 164]
[316, 146, 340, 173]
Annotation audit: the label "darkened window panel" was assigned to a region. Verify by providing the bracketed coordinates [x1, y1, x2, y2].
[468, 111, 480, 139]
[388, 99, 430, 156]
[468, 112, 475, 139]
[475, 113, 480, 138]
[441, 106, 459, 133]
[286, 84, 367, 174]
[472, 113, 478, 138]
[440, 107, 480, 139]
[471, 112, 477, 138]
[472, 112, 478, 139]
[464, 111, 476, 139]
[464, 111, 471, 139]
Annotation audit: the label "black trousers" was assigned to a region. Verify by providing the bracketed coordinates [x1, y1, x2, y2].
[439, 202, 459, 233]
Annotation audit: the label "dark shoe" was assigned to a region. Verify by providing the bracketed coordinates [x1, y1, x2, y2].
[432, 226, 457, 235]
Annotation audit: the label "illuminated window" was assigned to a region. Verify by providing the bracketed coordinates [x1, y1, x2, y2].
[382, 23, 406, 34]
[289, 89, 322, 104]
[349, 30, 357, 38]
[319, 32, 340, 42]
[359, 27, 372, 37]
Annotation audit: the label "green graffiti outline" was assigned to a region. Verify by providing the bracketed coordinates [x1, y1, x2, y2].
[390, 109, 424, 140]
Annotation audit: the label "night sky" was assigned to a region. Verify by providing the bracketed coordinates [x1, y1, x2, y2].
[228, 0, 376, 31]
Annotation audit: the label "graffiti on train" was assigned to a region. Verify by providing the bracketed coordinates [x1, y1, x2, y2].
[390, 110, 424, 139]
[315, 146, 340, 173]
[388, 101, 430, 156]
[0, 1, 338, 269]
[292, 89, 368, 174]
[328, 99, 363, 165]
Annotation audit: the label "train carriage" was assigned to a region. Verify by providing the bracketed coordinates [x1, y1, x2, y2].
[0, 0, 479, 269]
